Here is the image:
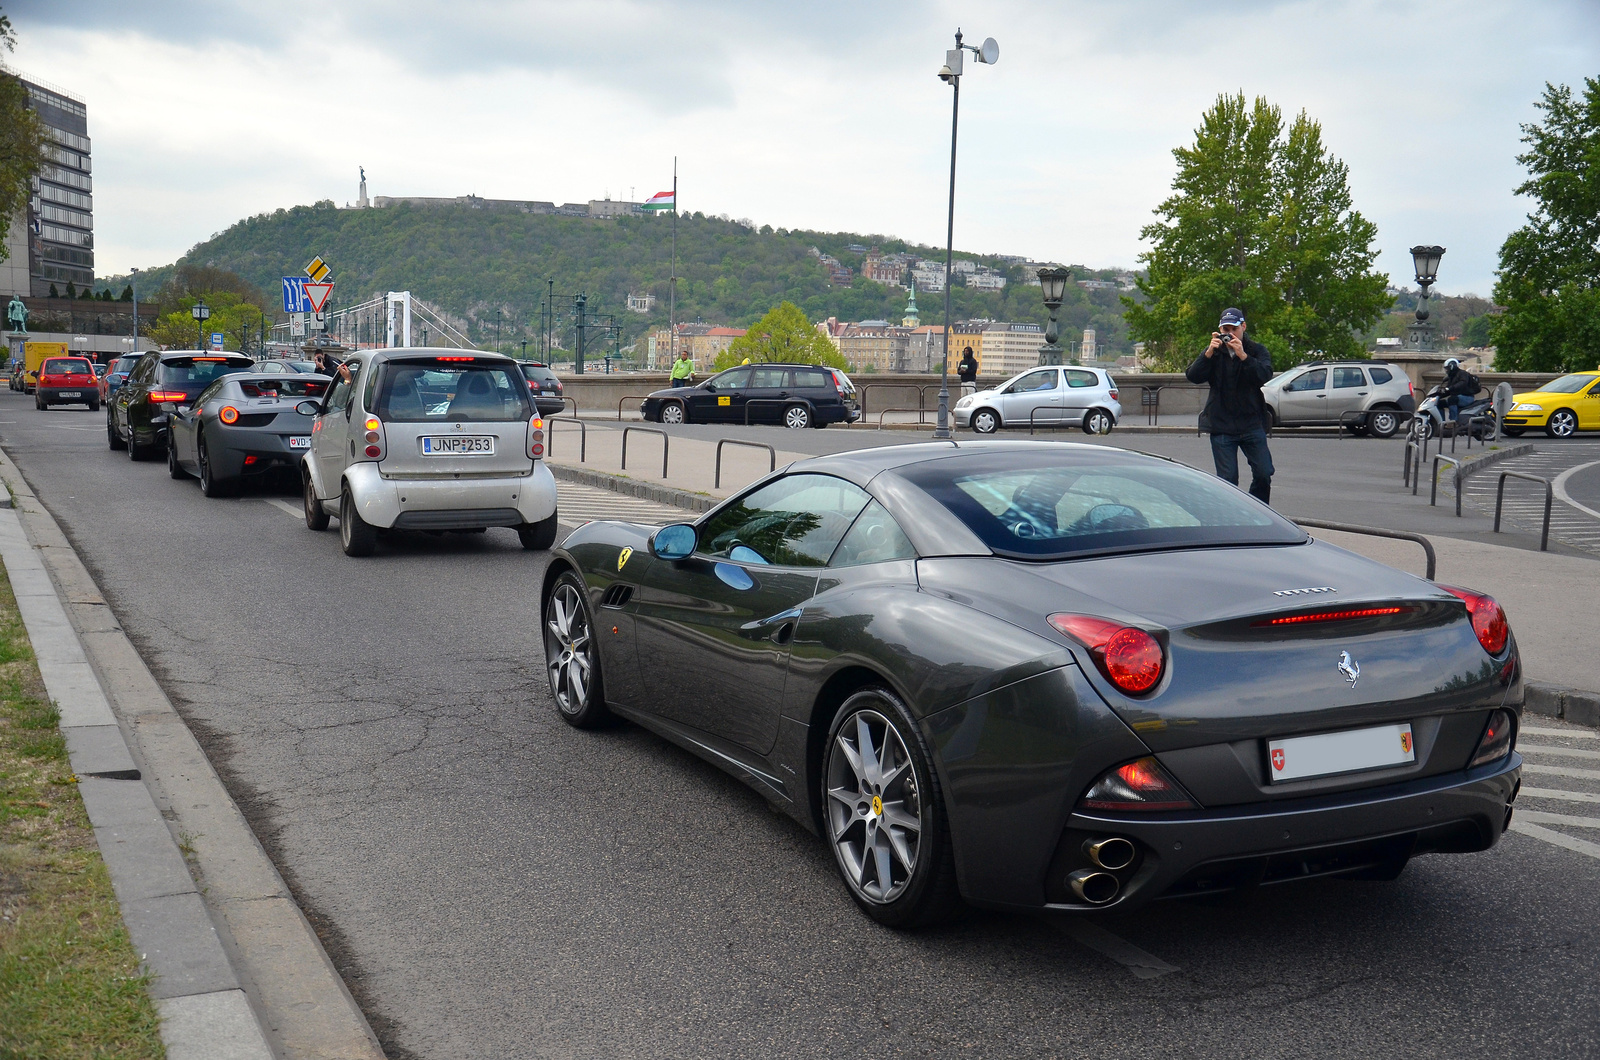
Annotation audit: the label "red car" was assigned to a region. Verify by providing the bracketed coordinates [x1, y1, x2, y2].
[36, 357, 101, 411]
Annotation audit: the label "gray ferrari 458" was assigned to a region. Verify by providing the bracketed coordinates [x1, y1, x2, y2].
[541, 442, 1522, 926]
[168, 372, 330, 496]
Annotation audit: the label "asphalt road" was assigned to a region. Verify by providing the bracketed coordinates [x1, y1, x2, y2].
[3, 392, 1599, 1060]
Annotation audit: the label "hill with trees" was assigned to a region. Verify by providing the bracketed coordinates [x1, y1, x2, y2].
[104, 201, 1135, 358]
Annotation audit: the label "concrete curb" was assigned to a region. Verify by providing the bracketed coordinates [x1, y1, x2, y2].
[1525, 681, 1600, 729]
[0, 448, 385, 1060]
[549, 461, 715, 512]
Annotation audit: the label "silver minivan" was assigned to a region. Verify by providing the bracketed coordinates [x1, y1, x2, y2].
[954, 365, 1121, 434]
[301, 349, 559, 556]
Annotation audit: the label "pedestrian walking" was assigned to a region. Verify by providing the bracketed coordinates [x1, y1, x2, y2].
[670, 349, 694, 386]
[1186, 307, 1275, 504]
[957, 346, 978, 397]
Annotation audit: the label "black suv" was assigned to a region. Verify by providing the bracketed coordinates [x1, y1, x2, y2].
[108, 350, 254, 459]
[641, 363, 860, 428]
[518, 362, 566, 417]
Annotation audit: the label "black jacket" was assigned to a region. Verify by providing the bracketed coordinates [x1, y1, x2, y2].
[1185, 336, 1273, 435]
[957, 356, 978, 384]
[1443, 365, 1480, 398]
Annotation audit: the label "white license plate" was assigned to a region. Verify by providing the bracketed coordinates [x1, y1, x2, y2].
[422, 436, 494, 455]
[60, 391, 80, 397]
[1268, 723, 1415, 783]
[288, 436, 311, 449]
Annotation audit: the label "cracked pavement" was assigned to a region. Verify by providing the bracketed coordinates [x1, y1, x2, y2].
[2, 396, 1597, 1059]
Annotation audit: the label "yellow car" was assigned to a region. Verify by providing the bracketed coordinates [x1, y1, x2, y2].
[1503, 370, 1600, 438]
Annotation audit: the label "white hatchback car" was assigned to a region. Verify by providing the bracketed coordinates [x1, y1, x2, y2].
[301, 349, 558, 556]
[955, 365, 1121, 434]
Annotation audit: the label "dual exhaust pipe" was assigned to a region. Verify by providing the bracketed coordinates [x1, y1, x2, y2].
[1068, 836, 1138, 905]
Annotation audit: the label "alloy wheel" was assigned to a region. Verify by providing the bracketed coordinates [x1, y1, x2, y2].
[545, 583, 594, 715]
[661, 402, 685, 424]
[1549, 409, 1577, 438]
[825, 708, 922, 904]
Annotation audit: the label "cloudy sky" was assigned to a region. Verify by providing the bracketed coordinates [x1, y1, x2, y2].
[10, 0, 1599, 295]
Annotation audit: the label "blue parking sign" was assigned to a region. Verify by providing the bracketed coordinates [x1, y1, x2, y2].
[282, 276, 310, 313]
[210, 332, 224, 350]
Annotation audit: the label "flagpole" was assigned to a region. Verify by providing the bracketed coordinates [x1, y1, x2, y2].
[669, 157, 677, 372]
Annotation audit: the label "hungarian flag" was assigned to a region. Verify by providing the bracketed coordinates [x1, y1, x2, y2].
[642, 190, 675, 211]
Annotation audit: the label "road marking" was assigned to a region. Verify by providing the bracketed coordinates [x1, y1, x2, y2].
[1052, 919, 1180, 980]
[263, 499, 301, 519]
[1552, 459, 1600, 521]
[52, 425, 99, 431]
[1522, 726, 1597, 739]
[1511, 820, 1600, 861]
[1520, 787, 1600, 804]
[1516, 809, 1600, 829]
[1518, 743, 1600, 761]
[1522, 763, 1600, 782]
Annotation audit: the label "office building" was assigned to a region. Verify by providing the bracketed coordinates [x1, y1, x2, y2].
[977, 322, 1045, 377]
[0, 72, 94, 297]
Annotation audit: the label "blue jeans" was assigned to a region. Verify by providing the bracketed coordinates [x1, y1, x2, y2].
[1210, 427, 1274, 504]
[1446, 394, 1472, 421]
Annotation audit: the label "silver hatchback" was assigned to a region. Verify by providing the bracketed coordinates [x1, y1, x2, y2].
[954, 365, 1121, 434]
[301, 349, 559, 556]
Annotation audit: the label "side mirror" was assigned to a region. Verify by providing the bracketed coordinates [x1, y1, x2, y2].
[702, 380, 716, 392]
[650, 523, 697, 561]
[296, 400, 321, 416]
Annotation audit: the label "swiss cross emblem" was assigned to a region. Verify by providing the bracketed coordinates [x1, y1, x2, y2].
[1271, 748, 1286, 771]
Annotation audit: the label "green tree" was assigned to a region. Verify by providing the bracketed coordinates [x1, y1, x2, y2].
[0, 14, 43, 269]
[1124, 93, 1389, 370]
[715, 301, 847, 370]
[147, 292, 269, 352]
[1461, 314, 1494, 348]
[1491, 78, 1600, 372]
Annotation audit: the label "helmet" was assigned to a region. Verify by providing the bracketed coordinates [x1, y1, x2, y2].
[1443, 358, 1461, 371]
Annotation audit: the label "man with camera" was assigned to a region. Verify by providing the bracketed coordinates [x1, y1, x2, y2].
[1186, 307, 1275, 504]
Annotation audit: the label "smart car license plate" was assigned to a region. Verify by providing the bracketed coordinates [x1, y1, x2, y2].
[288, 436, 311, 449]
[422, 436, 494, 455]
[1268, 723, 1414, 782]
[60, 391, 80, 397]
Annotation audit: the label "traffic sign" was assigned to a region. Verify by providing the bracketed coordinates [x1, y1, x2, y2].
[304, 256, 330, 283]
[303, 282, 334, 313]
[209, 332, 224, 350]
[309, 312, 326, 331]
[290, 316, 306, 337]
[282, 277, 311, 313]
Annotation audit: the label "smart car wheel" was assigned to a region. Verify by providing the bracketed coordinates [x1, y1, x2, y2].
[822, 686, 961, 928]
[339, 485, 377, 557]
[660, 401, 685, 425]
[971, 408, 1000, 434]
[518, 512, 558, 551]
[544, 572, 611, 728]
[1547, 409, 1577, 438]
[303, 469, 329, 531]
[784, 404, 812, 430]
[1083, 408, 1113, 435]
[1367, 409, 1399, 439]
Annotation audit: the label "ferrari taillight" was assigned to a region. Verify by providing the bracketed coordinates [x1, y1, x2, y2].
[1440, 586, 1509, 655]
[218, 405, 240, 425]
[1080, 757, 1195, 812]
[1048, 614, 1165, 694]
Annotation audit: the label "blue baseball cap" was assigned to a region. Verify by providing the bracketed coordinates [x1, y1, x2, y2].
[1218, 308, 1245, 327]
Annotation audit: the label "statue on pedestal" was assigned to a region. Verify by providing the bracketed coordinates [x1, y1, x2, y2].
[6, 296, 27, 334]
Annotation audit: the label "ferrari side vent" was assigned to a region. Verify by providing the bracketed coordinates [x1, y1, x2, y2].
[600, 584, 634, 609]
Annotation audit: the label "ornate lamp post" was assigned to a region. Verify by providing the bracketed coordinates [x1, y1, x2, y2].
[1407, 244, 1445, 352]
[931, 29, 999, 440]
[191, 299, 210, 350]
[1035, 266, 1069, 366]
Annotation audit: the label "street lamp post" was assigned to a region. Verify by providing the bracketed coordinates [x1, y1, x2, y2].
[932, 29, 999, 441]
[1035, 266, 1069, 366]
[191, 299, 210, 350]
[1407, 245, 1445, 352]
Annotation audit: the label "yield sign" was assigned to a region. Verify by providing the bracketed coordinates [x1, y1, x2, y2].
[303, 282, 334, 313]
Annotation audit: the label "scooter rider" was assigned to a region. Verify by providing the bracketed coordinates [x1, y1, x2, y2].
[1441, 358, 1481, 422]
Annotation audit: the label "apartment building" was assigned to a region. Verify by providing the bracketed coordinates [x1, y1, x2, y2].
[837, 320, 911, 373]
[1, 73, 93, 297]
[976, 322, 1045, 377]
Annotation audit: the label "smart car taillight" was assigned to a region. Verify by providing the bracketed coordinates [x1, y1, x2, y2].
[362, 416, 385, 460]
[528, 416, 545, 459]
[1080, 757, 1195, 812]
[1440, 586, 1509, 655]
[1048, 614, 1164, 694]
[1470, 709, 1515, 767]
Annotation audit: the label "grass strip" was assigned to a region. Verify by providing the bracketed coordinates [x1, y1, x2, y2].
[0, 560, 163, 1059]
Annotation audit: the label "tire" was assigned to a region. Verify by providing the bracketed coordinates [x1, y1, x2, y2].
[659, 401, 685, 425]
[1503, 427, 1525, 437]
[167, 436, 189, 479]
[303, 469, 329, 530]
[197, 431, 233, 497]
[970, 407, 1000, 434]
[1083, 408, 1114, 435]
[518, 511, 559, 551]
[88, 399, 99, 413]
[127, 427, 155, 461]
[543, 571, 611, 728]
[822, 686, 962, 928]
[34, 396, 44, 410]
[1366, 407, 1400, 439]
[1547, 409, 1577, 439]
[107, 412, 126, 451]
[339, 486, 378, 556]
[1263, 406, 1277, 431]
[783, 404, 813, 430]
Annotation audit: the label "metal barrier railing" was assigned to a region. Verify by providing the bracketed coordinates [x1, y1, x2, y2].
[1431, 453, 1464, 515]
[1294, 518, 1437, 580]
[877, 407, 926, 430]
[715, 438, 777, 489]
[618, 395, 659, 421]
[1494, 471, 1553, 552]
[743, 398, 806, 426]
[860, 382, 923, 416]
[1140, 385, 1162, 426]
[557, 396, 579, 417]
[546, 415, 586, 462]
[620, 425, 669, 478]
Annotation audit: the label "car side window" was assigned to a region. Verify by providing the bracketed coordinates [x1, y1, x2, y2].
[793, 368, 828, 388]
[1369, 367, 1393, 384]
[324, 368, 354, 412]
[1064, 369, 1098, 389]
[712, 367, 752, 390]
[134, 356, 158, 384]
[194, 381, 226, 406]
[1588, 380, 1600, 395]
[1007, 370, 1058, 394]
[699, 473, 871, 567]
[751, 367, 789, 389]
[829, 500, 916, 567]
[1332, 367, 1365, 389]
[1284, 369, 1326, 392]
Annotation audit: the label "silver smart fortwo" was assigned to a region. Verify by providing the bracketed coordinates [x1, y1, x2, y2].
[300, 348, 559, 556]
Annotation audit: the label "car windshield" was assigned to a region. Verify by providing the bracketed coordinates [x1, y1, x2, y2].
[43, 359, 93, 374]
[286, 361, 318, 373]
[239, 378, 327, 398]
[159, 358, 253, 387]
[373, 360, 532, 422]
[897, 450, 1307, 559]
[1537, 374, 1597, 395]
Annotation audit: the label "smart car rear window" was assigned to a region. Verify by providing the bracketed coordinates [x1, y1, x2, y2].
[898, 451, 1307, 559]
[160, 358, 253, 387]
[373, 361, 531, 423]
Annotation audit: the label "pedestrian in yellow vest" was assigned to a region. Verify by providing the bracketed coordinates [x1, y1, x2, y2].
[670, 350, 694, 385]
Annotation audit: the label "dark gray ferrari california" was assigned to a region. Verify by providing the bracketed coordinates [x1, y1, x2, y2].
[541, 441, 1522, 926]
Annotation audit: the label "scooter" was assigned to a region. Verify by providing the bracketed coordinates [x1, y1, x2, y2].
[1411, 384, 1495, 441]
